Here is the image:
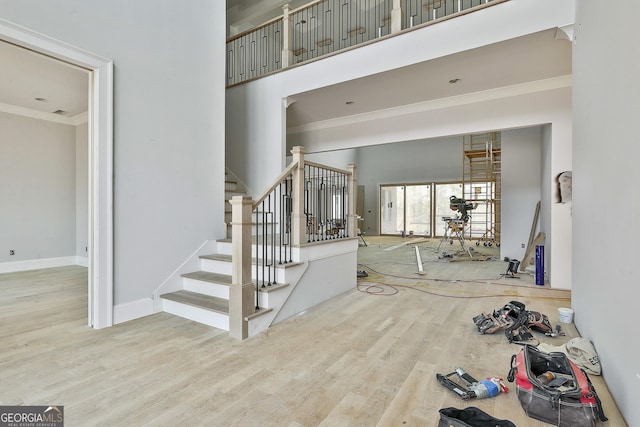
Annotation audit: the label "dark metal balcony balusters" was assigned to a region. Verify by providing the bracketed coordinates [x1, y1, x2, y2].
[291, 0, 393, 64]
[226, 0, 499, 86]
[304, 163, 350, 243]
[227, 20, 283, 86]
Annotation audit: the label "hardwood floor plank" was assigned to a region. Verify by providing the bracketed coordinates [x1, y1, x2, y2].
[0, 248, 628, 426]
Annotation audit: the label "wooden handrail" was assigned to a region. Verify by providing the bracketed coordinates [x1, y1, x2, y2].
[303, 160, 351, 176]
[252, 160, 299, 209]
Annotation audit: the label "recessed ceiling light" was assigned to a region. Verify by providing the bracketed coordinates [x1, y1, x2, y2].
[35, 97, 48, 102]
[52, 109, 68, 115]
[345, 101, 354, 105]
[449, 78, 461, 84]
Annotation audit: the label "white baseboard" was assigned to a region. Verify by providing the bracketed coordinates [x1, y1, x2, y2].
[113, 298, 154, 324]
[75, 256, 89, 267]
[0, 256, 80, 274]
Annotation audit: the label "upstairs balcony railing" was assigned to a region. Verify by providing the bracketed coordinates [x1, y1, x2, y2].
[226, 0, 502, 86]
[228, 147, 357, 339]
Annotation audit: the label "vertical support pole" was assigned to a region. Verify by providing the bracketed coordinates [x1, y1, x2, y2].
[229, 196, 255, 340]
[391, 0, 403, 34]
[291, 146, 306, 247]
[347, 164, 357, 237]
[282, 4, 293, 68]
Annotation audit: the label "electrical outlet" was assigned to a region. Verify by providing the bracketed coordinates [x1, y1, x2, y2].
[521, 243, 525, 248]
[9, 250, 15, 255]
[85, 246, 88, 252]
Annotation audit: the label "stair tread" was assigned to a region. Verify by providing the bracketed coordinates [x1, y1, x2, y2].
[181, 271, 232, 284]
[245, 307, 272, 321]
[160, 290, 229, 314]
[258, 282, 289, 293]
[200, 254, 302, 268]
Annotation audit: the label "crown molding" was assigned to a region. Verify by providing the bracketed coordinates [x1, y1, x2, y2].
[0, 101, 87, 125]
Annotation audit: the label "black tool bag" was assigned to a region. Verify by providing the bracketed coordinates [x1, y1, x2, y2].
[507, 345, 607, 427]
[438, 407, 516, 427]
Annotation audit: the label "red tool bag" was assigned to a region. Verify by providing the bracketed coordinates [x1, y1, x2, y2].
[507, 345, 607, 427]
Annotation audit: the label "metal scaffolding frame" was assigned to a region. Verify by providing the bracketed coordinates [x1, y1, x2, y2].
[462, 132, 501, 246]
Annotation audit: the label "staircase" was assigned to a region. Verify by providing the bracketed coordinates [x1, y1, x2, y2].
[158, 170, 303, 335]
[159, 240, 297, 331]
[156, 148, 359, 340]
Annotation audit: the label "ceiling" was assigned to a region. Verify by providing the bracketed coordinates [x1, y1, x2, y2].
[286, 29, 572, 128]
[0, 40, 89, 118]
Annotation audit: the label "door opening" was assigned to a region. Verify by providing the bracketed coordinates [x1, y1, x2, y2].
[0, 18, 114, 328]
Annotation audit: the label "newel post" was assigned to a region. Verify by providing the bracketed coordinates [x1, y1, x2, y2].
[391, 0, 403, 33]
[282, 4, 293, 68]
[229, 196, 255, 340]
[291, 146, 306, 246]
[347, 164, 358, 237]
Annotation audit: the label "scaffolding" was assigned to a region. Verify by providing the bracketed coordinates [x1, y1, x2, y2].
[462, 132, 501, 246]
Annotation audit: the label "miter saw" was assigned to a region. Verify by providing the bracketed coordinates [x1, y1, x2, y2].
[448, 195, 476, 222]
[437, 196, 477, 258]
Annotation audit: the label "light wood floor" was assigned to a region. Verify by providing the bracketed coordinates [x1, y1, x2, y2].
[0, 238, 627, 426]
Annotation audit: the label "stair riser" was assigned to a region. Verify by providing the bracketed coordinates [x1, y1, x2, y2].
[215, 240, 300, 261]
[200, 259, 233, 276]
[225, 182, 238, 191]
[162, 299, 229, 330]
[198, 259, 286, 284]
[251, 267, 286, 284]
[251, 247, 297, 262]
[182, 277, 230, 299]
[257, 287, 286, 308]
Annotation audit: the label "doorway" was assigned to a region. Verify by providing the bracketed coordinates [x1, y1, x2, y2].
[380, 184, 432, 237]
[0, 18, 114, 328]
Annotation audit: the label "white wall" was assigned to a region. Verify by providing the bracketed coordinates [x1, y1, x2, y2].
[0, 112, 76, 263]
[302, 148, 358, 170]
[573, 2, 640, 424]
[501, 127, 541, 264]
[0, 1, 227, 310]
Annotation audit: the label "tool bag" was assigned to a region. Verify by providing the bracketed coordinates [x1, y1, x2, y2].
[438, 407, 516, 427]
[473, 301, 552, 343]
[507, 345, 607, 426]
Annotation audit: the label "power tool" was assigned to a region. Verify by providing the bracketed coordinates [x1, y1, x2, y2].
[436, 368, 507, 400]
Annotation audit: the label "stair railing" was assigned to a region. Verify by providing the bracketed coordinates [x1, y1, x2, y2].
[226, 0, 505, 86]
[229, 146, 356, 340]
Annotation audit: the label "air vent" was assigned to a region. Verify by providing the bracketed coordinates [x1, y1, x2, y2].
[52, 109, 68, 115]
